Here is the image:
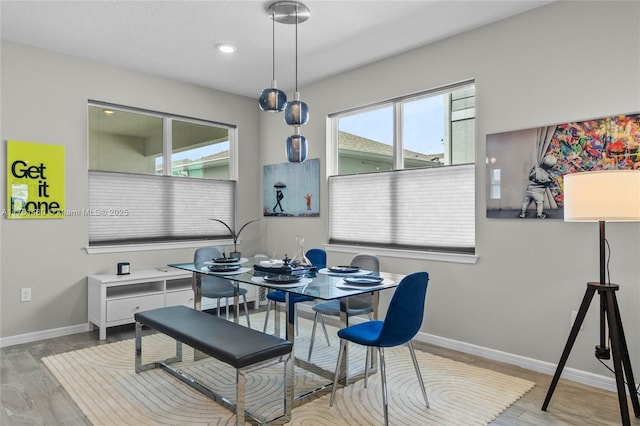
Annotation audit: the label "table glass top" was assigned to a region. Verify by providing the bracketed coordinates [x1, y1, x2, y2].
[168, 258, 404, 301]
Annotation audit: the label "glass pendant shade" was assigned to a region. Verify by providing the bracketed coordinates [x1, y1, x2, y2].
[286, 132, 308, 163]
[259, 82, 287, 112]
[284, 97, 309, 125]
[259, 5, 288, 113]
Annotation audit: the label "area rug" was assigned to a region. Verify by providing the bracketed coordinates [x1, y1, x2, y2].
[43, 313, 534, 425]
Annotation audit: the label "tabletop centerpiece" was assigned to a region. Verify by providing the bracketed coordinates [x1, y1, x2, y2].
[209, 218, 260, 259]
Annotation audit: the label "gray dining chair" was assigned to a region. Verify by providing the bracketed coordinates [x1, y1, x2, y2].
[194, 246, 251, 328]
[307, 254, 379, 361]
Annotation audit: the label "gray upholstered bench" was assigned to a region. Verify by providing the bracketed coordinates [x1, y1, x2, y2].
[134, 305, 293, 425]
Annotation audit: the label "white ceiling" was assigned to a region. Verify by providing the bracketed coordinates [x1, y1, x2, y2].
[1, 0, 553, 98]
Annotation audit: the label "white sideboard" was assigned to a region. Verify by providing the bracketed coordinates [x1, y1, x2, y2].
[88, 268, 258, 340]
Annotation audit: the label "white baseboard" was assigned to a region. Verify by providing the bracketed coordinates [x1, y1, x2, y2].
[1, 308, 618, 394]
[297, 303, 617, 393]
[0, 323, 91, 348]
[417, 332, 617, 393]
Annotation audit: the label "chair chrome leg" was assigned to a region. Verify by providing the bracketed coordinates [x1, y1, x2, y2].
[330, 339, 347, 407]
[379, 347, 389, 426]
[242, 294, 251, 329]
[263, 300, 272, 333]
[364, 346, 370, 388]
[308, 312, 320, 361]
[225, 297, 230, 319]
[135, 321, 143, 373]
[408, 340, 429, 408]
[216, 297, 222, 317]
[319, 313, 330, 346]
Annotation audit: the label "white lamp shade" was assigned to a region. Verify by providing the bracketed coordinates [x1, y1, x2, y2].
[563, 170, 640, 222]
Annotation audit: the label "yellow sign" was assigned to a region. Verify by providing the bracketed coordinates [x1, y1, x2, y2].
[6, 140, 65, 219]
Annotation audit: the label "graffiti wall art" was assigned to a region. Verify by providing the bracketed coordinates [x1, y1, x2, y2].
[486, 113, 640, 219]
[263, 159, 320, 217]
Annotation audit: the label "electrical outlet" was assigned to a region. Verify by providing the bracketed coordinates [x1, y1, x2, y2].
[20, 288, 31, 302]
[570, 310, 583, 330]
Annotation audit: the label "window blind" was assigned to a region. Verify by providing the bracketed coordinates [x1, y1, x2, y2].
[329, 164, 475, 253]
[88, 171, 235, 245]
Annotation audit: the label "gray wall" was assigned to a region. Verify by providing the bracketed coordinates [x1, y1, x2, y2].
[0, 40, 261, 337]
[258, 0, 640, 376]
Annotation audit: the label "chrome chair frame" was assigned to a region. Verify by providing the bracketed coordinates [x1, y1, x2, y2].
[194, 247, 251, 328]
[307, 254, 379, 361]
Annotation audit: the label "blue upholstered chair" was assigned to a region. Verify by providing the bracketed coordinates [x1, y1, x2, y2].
[262, 248, 327, 335]
[330, 271, 430, 425]
[194, 247, 251, 328]
[305, 248, 327, 269]
[307, 254, 379, 361]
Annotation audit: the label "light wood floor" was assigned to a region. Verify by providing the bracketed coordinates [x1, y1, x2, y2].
[2, 308, 639, 425]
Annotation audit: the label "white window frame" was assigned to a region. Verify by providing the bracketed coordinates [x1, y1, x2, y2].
[86, 101, 239, 253]
[326, 81, 478, 264]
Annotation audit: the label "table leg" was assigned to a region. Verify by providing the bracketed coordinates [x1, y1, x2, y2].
[338, 298, 349, 386]
[284, 292, 295, 411]
[369, 291, 380, 375]
[274, 296, 282, 338]
[192, 272, 204, 360]
[232, 280, 240, 324]
[285, 292, 295, 346]
[193, 273, 202, 311]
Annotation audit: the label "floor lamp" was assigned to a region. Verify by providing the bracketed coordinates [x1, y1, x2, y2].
[542, 170, 640, 425]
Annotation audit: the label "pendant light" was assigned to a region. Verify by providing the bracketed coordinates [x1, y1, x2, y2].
[261, 2, 310, 163]
[258, 7, 287, 112]
[286, 127, 308, 163]
[283, 3, 309, 127]
[282, 2, 309, 162]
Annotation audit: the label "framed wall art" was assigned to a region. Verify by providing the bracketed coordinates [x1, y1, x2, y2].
[6, 140, 65, 219]
[486, 113, 640, 219]
[263, 158, 320, 217]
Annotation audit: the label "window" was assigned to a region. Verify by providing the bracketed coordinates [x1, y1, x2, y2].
[329, 81, 476, 254]
[87, 102, 237, 246]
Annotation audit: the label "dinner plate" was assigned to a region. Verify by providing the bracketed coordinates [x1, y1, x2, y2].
[263, 274, 301, 284]
[213, 257, 239, 264]
[206, 267, 251, 275]
[343, 276, 384, 286]
[208, 264, 241, 272]
[329, 265, 360, 273]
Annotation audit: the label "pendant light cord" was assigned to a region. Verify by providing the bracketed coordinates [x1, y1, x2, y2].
[271, 9, 276, 81]
[295, 4, 298, 93]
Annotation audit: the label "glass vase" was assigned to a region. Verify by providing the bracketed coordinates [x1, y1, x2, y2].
[290, 235, 312, 267]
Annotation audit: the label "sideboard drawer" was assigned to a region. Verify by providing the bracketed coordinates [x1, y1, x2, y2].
[167, 289, 195, 307]
[106, 293, 164, 322]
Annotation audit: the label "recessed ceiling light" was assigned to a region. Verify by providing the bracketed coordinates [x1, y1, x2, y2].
[102, 109, 115, 116]
[216, 43, 237, 54]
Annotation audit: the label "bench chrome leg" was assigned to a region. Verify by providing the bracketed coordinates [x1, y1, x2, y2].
[135, 321, 183, 373]
[236, 369, 246, 426]
[137, 327, 291, 425]
[284, 353, 293, 422]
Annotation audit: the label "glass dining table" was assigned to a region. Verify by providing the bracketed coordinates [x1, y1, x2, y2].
[168, 257, 405, 405]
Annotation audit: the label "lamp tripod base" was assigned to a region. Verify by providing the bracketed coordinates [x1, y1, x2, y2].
[595, 344, 611, 360]
[541, 282, 640, 425]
